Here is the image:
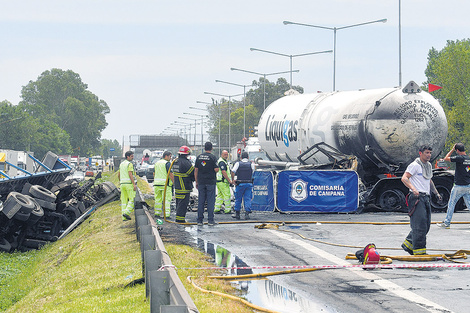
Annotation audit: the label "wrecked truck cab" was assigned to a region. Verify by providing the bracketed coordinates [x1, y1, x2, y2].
[0, 151, 119, 252]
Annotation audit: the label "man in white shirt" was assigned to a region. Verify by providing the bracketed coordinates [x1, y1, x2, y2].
[401, 145, 441, 255]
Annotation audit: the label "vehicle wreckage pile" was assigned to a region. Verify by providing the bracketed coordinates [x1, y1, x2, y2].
[0, 152, 119, 252]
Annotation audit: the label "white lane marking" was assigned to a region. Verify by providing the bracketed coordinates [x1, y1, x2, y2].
[270, 230, 453, 313]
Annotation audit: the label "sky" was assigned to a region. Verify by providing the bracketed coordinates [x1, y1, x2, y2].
[0, 1, 468, 147]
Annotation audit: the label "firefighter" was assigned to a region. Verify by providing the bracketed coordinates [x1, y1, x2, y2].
[401, 145, 441, 255]
[215, 150, 233, 214]
[118, 151, 137, 221]
[153, 151, 174, 218]
[173, 146, 195, 223]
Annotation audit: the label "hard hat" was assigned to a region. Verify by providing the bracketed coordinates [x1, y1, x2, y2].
[362, 243, 380, 265]
[178, 146, 191, 155]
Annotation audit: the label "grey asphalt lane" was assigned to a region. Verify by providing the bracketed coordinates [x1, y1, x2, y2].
[176, 209, 470, 313]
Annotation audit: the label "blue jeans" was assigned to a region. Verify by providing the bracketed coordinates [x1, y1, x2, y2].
[443, 184, 470, 225]
[197, 184, 216, 223]
[234, 183, 253, 212]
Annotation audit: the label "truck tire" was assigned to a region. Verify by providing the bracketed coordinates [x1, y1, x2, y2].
[30, 185, 56, 203]
[34, 198, 57, 211]
[378, 189, 406, 212]
[27, 201, 45, 225]
[3, 192, 36, 220]
[63, 206, 81, 222]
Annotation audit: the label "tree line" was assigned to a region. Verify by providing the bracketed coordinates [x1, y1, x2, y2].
[0, 69, 121, 159]
[424, 39, 470, 155]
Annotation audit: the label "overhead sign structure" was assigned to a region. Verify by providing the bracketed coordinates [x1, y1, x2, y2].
[277, 170, 359, 213]
[251, 170, 275, 211]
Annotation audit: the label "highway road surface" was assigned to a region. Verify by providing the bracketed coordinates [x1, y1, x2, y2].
[175, 210, 470, 313]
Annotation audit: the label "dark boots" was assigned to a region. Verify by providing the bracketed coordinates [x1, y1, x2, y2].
[232, 211, 240, 220]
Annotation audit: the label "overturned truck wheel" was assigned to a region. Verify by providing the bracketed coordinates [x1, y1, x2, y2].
[29, 185, 57, 203]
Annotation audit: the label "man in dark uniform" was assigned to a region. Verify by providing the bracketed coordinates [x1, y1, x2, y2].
[173, 146, 195, 223]
[437, 143, 470, 228]
[195, 142, 219, 226]
[231, 151, 256, 220]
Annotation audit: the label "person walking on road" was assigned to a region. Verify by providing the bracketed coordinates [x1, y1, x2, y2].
[401, 145, 441, 255]
[118, 151, 137, 221]
[231, 151, 255, 220]
[215, 150, 233, 214]
[195, 142, 219, 226]
[153, 151, 174, 218]
[173, 146, 195, 223]
[437, 143, 470, 228]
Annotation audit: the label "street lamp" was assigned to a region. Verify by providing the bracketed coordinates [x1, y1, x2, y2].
[283, 18, 387, 91]
[204, 91, 243, 151]
[197, 100, 221, 155]
[250, 48, 332, 88]
[178, 116, 199, 147]
[215, 79, 254, 139]
[196, 101, 219, 153]
[230, 68, 300, 110]
[184, 112, 208, 153]
[171, 121, 191, 143]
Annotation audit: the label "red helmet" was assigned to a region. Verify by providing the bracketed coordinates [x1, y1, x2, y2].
[178, 146, 191, 155]
[363, 243, 380, 265]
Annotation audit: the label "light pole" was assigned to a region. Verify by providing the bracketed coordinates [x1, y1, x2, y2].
[171, 121, 191, 143]
[215, 79, 254, 139]
[178, 116, 199, 148]
[250, 48, 332, 88]
[230, 68, 300, 110]
[283, 18, 387, 91]
[185, 111, 208, 154]
[196, 101, 219, 153]
[204, 91, 243, 152]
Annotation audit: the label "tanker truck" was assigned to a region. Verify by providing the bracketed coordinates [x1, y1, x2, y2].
[257, 81, 455, 212]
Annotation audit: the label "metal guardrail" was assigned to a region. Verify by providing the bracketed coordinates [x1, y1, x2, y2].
[134, 190, 198, 313]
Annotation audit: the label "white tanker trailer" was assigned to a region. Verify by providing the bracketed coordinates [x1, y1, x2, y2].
[257, 81, 455, 212]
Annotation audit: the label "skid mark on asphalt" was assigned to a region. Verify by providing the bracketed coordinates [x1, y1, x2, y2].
[270, 230, 453, 313]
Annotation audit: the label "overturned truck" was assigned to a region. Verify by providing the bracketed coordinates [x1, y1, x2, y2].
[0, 152, 119, 252]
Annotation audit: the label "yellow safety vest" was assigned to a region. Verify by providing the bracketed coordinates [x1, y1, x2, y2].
[216, 157, 229, 182]
[119, 160, 135, 184]
[154, 159, 172, 186]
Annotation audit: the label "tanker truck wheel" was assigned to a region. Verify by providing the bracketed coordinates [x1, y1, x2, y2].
[378, 189, 406, 212]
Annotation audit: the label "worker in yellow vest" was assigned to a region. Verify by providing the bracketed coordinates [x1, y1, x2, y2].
[154, 151, 174, 218]
[215, 150, 233, 214]
[118, 151, 137, 221]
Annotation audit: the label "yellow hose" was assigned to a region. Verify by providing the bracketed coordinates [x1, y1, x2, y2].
[207, 267, 322, 280]
[187, 276, 280, 313]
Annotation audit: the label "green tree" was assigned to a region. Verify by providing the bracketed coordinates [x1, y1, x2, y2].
[20, 69, 110, 155]
[99, 139, 122, 159]
[424, 39, 470, 152]
[0, 101, 71, 158]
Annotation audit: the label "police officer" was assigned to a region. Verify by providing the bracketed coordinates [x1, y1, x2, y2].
[118, 151, 137, 221]
[173, 146, 195, 223]
[153, 151, 174, 218]
[215, 150, 233, 214]
[231, 151, 255, 220]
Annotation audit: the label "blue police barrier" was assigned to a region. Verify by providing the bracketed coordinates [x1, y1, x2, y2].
[251, 171, 275, 211]
[277, 170, 358, 212]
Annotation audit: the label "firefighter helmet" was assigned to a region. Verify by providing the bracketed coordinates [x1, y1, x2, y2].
[362, 243, 380, 265]
[178, 146, 191, 155]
